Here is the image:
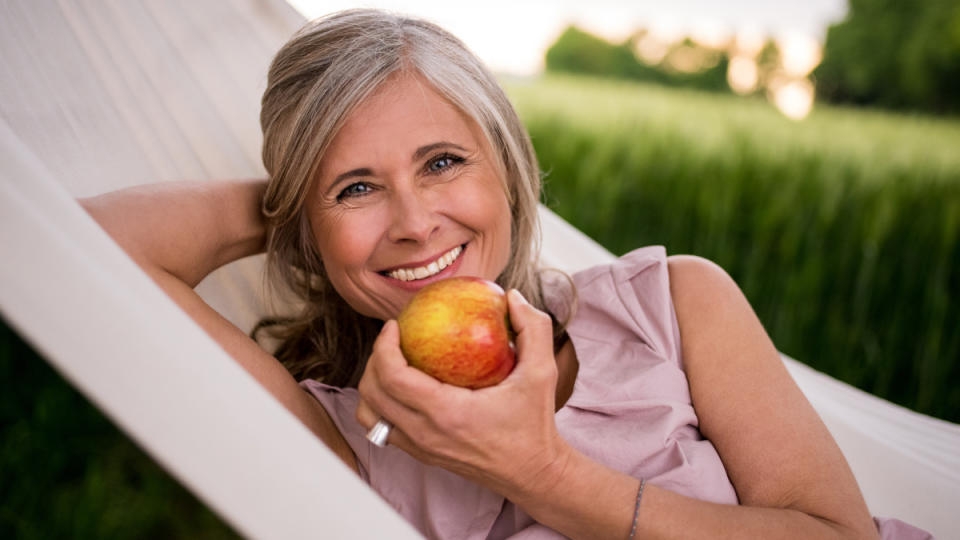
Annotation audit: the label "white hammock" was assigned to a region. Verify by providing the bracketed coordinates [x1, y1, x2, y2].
[1, 1, 957, 538]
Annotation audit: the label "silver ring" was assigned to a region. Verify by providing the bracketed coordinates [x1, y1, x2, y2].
[366, 418, 392, 447]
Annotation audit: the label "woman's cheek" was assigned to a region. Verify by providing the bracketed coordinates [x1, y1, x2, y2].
[316, 209, 381, 270]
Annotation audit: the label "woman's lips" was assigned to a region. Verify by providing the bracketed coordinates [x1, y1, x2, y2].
[384, 245, 463, 281]
[379, 244, 467, 289]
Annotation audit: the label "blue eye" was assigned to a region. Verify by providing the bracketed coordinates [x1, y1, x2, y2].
[427, 153, 465, 174]
[336, 182, 373, 201]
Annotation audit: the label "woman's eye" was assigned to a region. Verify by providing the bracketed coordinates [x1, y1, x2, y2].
[336, 182, 373, 201]
[426, 153, 465, 174]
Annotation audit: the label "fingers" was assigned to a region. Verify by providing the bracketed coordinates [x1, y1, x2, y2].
[371, 319, 404, 370]
[356, 320, 442, 439]
[357, 300, 562, 475]
[354, 395, 380, 429]
[356, 320, 440, 450]
[356, 321, 406, 428]
[506, 289, 556, 369]
[357, 401, 412, 449]
[372, 320, 448, 404]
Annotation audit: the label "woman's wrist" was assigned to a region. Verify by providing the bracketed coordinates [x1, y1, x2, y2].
[211, 178, 269, 266]
[506, 444, 639, 540]
[503, 435, 576, 506]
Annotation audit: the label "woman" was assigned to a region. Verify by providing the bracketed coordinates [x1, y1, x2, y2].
[81, 9, 924, 540]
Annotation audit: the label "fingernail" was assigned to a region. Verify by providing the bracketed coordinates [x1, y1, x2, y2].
[508, 289, 527, 303]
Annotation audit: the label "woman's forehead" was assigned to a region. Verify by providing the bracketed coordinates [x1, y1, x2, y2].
[320, 73, 486, 170]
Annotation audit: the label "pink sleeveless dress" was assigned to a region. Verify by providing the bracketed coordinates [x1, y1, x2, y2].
[302, 246, 930, 539]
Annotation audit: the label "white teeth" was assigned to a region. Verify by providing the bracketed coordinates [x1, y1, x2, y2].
[387, 245, 462, 282]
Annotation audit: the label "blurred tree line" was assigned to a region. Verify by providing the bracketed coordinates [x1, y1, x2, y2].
[545, 26, 731, 93]
[815, 0, 960, 114]
[545, 0, 960, 114]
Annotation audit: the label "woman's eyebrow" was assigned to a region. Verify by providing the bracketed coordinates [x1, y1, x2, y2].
[413, 141, 468, 161]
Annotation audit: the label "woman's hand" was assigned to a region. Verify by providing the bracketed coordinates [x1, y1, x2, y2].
[355, 289, 571, 497]
[357, 290, 641, 540]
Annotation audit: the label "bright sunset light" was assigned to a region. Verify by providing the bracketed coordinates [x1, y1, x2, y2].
[286, 0, 844, 119]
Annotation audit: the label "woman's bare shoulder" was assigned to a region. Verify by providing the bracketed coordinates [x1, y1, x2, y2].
[666, 254, 745, 320]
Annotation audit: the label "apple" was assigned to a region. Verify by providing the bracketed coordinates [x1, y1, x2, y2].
[397, 277, 515, 389]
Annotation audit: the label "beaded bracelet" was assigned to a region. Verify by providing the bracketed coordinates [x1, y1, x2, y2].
[627, 478, 646, 540]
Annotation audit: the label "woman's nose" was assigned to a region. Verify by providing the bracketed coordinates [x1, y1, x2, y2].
[385, 188, 440, 244]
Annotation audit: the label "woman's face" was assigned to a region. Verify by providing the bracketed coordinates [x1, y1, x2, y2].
[306, 73, 513, 320]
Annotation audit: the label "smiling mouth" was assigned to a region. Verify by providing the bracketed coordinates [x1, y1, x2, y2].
[382, 245, 464, 282]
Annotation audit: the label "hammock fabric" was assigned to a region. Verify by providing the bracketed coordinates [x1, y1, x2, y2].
[1, 1, 957, 538]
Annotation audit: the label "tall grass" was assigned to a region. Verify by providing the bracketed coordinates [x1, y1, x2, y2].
[505, 74, 960, 422]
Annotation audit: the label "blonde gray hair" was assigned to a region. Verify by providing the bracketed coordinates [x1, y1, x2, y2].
[256, 9, 554, 387]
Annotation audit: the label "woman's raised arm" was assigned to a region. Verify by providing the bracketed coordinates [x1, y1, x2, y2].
[79, 181, 360, 473]
[79, 180, 267, 287]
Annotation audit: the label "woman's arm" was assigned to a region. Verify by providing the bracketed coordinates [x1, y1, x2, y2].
[80, 180, 267, 287]
[355, 258, 879, 539]
[656, 255, 878, 538]
[80, 181, 359, 472]
[517, 256, 878, 539]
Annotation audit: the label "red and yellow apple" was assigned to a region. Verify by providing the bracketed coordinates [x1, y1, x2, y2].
[397, 277, 515, 389]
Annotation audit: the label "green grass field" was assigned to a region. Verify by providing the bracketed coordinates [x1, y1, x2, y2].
[506, 74, 960, 423]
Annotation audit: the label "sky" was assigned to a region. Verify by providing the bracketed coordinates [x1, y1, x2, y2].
[286, 0, 849, 76]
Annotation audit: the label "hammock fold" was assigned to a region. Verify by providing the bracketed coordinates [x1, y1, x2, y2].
[1, 0, 957, 538]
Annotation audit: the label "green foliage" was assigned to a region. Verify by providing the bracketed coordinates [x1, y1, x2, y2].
[0, 321, 238, 539]
[545, 26, 640, 80]
[816, 0, 960, 113]
[505, 74, 960, 422]
[545, 26, 730, 93]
